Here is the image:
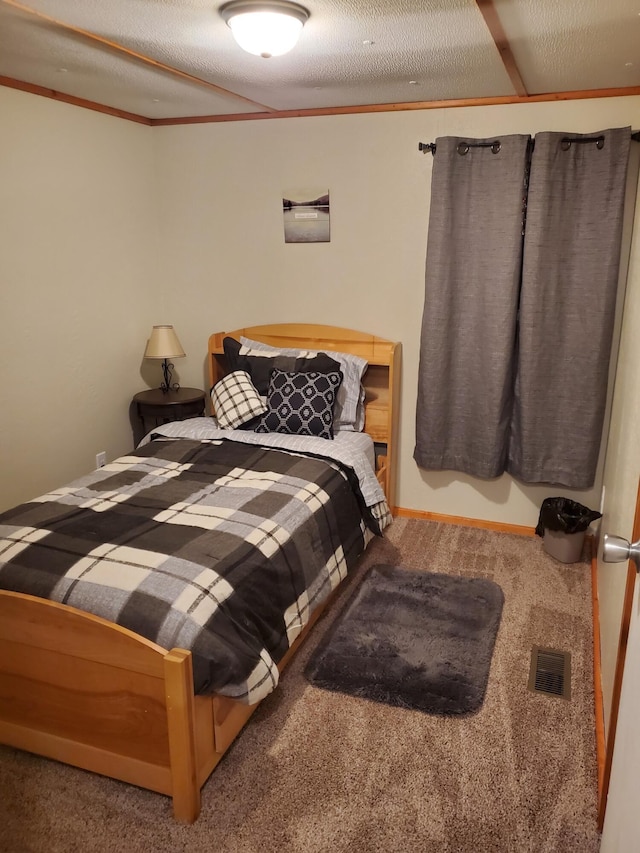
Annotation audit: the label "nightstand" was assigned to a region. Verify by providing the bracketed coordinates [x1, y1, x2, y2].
[133, 387, 206, 437]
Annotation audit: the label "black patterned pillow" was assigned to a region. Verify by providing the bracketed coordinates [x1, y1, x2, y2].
[255, 369, 343, 439]
[210, 370, 267, 429]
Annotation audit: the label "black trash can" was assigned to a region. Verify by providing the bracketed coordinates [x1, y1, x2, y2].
[535, 497, 602, 563]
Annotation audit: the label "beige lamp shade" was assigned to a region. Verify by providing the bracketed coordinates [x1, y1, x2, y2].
[144, 325, 185, 359]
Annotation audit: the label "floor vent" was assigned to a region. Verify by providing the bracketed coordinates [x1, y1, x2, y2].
[527, 646, 571, 700]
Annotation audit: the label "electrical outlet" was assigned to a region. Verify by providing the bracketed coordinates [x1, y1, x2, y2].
[96, 451, 107, 469]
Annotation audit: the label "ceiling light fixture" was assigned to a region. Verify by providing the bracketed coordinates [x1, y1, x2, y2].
[219, 0, 309, 58]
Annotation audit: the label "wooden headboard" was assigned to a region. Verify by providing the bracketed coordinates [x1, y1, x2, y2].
[208, 324, 401, 514]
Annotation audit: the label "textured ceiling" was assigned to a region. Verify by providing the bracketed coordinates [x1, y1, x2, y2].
[0, 0, 639, 122]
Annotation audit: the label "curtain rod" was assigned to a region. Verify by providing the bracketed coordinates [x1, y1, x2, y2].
[419, 130, 640, 155]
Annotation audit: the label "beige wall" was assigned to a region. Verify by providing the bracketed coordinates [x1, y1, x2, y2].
[154, 95, 640, 527]
[0, 88, 159, 510]
[3, 88, 639, 532]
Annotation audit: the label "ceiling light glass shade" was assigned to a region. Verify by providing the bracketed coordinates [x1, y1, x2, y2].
[220, 1, 309, 58]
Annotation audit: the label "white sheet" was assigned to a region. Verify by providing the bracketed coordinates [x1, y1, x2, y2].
[139, 417, 385, 510]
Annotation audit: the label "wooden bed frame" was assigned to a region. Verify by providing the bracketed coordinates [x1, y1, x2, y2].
[0, 324, 400, 823]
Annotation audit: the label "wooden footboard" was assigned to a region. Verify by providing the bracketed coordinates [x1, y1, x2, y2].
[0, 590, 207, 821]
[0, 580, 343, 822]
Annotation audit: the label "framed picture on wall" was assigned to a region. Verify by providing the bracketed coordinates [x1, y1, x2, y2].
[282, 188, 330, 243]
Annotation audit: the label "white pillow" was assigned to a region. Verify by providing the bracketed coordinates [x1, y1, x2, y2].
[210, 370, 267, 430]
[239, 336, 367, 431]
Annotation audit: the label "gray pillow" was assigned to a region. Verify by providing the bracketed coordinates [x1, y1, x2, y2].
[223, 337, 341, 395]
[239, 336, 367, 431]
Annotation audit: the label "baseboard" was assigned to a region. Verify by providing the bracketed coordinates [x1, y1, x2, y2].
[394, 506, 535, 537]
[591, 541, 606, 823]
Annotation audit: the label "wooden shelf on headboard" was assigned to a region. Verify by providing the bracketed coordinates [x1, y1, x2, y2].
[208, 324, 401, 513]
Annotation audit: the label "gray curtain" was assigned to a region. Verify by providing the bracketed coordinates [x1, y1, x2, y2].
[414, 135, 531, 478]
[507, 127, 632, 489]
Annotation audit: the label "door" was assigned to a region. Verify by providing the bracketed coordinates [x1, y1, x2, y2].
[599, 480, 640, 850]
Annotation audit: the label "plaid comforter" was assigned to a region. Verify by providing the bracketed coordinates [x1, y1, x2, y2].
[0, 438, 382, 704]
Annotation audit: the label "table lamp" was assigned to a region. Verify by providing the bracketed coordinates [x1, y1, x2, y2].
[143, 325, 186, 392]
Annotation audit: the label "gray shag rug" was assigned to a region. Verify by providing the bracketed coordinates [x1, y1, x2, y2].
[304, 564, 504, 715]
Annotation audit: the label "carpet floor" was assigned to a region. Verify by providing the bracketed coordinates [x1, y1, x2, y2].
[0, 519, 600, 853]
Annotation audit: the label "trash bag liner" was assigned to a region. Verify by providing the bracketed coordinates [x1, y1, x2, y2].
[535, 497, 602, 537]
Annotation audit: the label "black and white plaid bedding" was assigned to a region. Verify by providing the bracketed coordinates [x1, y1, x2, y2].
[0, 437, 383, 704]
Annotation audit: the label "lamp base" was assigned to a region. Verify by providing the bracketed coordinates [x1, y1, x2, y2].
[160, 359, 180, 393]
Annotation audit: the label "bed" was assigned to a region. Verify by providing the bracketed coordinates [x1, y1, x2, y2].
[0, 324, 400, 822]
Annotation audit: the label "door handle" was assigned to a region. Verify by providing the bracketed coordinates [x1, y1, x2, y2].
[603, 534, 640, 571]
